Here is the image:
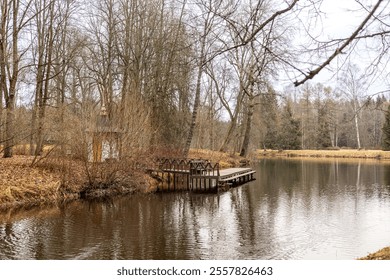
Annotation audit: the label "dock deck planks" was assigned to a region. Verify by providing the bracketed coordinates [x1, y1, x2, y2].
[151, 158, 256, 192]
[219, 168, 256, 182]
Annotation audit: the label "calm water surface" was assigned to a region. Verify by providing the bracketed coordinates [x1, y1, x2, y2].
[1, 158, 390, 259]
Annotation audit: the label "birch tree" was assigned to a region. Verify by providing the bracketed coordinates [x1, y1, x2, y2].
[338, 64, 368, 149]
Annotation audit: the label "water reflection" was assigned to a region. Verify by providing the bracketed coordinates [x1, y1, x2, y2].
[1, 158, 390, 259]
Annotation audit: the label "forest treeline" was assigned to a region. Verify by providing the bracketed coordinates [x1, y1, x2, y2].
[0, 0, 389, 162]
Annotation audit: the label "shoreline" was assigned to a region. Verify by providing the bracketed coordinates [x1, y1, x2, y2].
[1, 149, 389, 212]
[254, 149, 390, 161]
[0, 155, 147, 213]
[0, 149, 244, 213]
[256, 149, 390, 160]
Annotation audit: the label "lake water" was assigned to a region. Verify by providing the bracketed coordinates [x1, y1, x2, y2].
[1, 158, 390, 259]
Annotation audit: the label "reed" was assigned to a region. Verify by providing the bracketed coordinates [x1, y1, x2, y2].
[0, 153, 152, 211]
[0, 156, 62, 210]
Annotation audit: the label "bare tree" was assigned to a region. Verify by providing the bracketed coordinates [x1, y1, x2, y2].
[337, 64, 370, 149]
[114, 0, 193, 151]
[239, 18, 282, 157]
[29, 0, 58, 156]
[203, 61, 229, 150]
[85, 0, 119, 115]
[183, 0, 215, 156]
[218, 48, 246, 153]
[0, 0, 32, 158]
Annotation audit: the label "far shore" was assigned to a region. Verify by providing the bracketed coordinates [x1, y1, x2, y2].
[256, 149, 390, 160]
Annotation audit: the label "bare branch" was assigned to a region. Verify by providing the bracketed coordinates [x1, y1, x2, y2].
[207, 0, 300, 64]
[294, 0, 385, 87]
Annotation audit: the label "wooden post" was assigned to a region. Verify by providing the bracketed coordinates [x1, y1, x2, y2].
[168, 172, 171, 191]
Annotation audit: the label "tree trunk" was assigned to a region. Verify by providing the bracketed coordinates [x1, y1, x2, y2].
[240, 96, 254, 157]
[33, 65, 45, 155]
[0, 70, 2, 146]
[0, 1, 8, 156]
[353, 99, 361, 149]
[183, 63, 203, 156]
[4, 96, 15, 158]
[354, 113, 361, 149]
[35, 104, 47, 156]
[0, 92, 2, 143]
[4, 0, 20, 158]
[183, 22, 208, 157]
[34, 0, 55, 156]
[208, 90, 214, 150]
[29, 103, 37, 155]
[219, 87, 245, 153]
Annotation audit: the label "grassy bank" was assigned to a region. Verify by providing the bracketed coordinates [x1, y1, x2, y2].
[0, 155, 146, 212]
[257, 149, 390, 160]
[0, 156, 63, 211]
[0, 149, 243, 212]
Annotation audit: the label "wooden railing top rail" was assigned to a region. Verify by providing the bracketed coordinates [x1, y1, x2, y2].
[154, 158, 219, 176]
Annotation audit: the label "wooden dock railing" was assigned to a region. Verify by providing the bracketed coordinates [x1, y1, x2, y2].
[150, 158, 255, 192]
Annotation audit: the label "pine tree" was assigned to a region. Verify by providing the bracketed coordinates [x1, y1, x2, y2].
[382, 105, 390, 151]
[261, 89, 279, 149]
[278, 102, 302, 150]
[316, 106, 332, 148]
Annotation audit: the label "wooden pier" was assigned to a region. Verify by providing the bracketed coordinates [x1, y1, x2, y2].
[149, 158, 256, 192]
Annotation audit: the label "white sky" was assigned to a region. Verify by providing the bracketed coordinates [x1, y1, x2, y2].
[320, 0, 364, 36]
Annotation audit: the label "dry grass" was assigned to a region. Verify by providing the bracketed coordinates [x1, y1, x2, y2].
[0, 153, 154, 212]
[257, 149, 390, 160]
[359, 247, 390, 260]
[189, 148, 244, 168]
[0, 156, 62, 210]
